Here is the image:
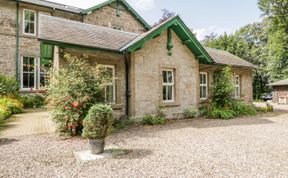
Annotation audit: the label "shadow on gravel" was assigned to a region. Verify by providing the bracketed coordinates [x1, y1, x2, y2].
[0, 138, 18, 146]
[115, 149, 153, 160]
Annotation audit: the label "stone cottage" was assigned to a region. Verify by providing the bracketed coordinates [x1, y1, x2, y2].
[0, 0, 257, 118]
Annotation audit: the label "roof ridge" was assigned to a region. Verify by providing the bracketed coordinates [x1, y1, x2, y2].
[39, 14, 140, 37]
[38, 0, 83, 10]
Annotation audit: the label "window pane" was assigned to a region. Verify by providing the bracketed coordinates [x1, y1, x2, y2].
[29, 22, 34, 34]
[23, 57, 28, 71]
[40, 74, 47, 88]
[29, 73, 35, 88]
[167, 71, 173, 83]
[28, 58, 34, 72]
[105, 85, 114, 103]
[167, 86, 173, 100]
[25, 11, 29, 20]
[23, 73, 29, 88]
[24, 22, 29, 33]
[30, 12, 35, 21]
[163, 86, 167, 101]
[163, 71, 167, 83]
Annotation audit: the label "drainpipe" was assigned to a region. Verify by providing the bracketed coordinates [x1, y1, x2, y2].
[15, 0, 19, 81]
[123, 51, 130, 117]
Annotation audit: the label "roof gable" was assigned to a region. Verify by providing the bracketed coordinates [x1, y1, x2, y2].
[81, 0, 151, 31]
[121, 16, 213, 64]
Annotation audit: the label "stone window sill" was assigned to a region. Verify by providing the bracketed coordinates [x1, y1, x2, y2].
[160, 102, 180, 107]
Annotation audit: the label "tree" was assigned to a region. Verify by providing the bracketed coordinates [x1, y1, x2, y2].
[258, 0, 288, 80]
[153, 9, 176, 27]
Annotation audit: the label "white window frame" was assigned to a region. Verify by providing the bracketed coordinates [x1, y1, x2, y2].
[21, 56, 37, 90]
[99, 65, 116, 103]
[200, 72, 208, 100]
[162, 69, 175, 102]
[23, 9, 36, 36]
[235, 75, 241, 99]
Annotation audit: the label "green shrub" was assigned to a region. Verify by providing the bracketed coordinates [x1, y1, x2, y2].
[0, 97, 23, 114]
[202, 66, 257, 120]
[46, 54, 111, 136]
[113, 118, 136, 130]
[142, 115, 165, 125]
[183, 107, 198, 118]
[210, 108, 236, 120]
[256, 104, 273, 113]
[19, 93, 45, 108]
[231, 101, 257, 116]
[0, 75, 19, 97]
[82, 104, 114, 139]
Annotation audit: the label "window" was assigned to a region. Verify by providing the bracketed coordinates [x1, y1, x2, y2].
[23, 9, 36, 35]
[99, 65, 116, 103]
[21, 57, 36, 90]
[112, 26, 122, 31]
[38, 58, 52, 88]
[200, 72, 208, 99]
[162, 69, 175, 102]
[235, 75, 241, 98]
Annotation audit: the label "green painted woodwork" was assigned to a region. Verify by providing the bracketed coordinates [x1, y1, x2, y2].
[125, 16, 214, 64]
[167, 28, 173, 51]
[81, 0, 151, 30]
[40, 43, 53, 60]
[40, 41, 121, 54]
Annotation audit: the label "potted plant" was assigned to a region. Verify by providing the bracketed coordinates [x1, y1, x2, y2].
[82, 104, 114, 154]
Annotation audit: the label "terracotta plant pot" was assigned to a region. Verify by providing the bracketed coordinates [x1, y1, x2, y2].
[89, 139, 105, 154]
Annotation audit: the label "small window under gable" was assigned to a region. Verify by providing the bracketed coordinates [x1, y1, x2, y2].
[112, 25, 123, 31]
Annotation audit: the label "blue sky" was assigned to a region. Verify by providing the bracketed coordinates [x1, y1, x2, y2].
[49, 0, 262, 40]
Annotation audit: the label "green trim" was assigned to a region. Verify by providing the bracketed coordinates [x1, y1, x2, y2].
[81, 0, 151, 31]
[125, 16, 214, 64]
[167, 28, 173, 51]
[15, 0, 19, 81]
[40, 40, 121, 54]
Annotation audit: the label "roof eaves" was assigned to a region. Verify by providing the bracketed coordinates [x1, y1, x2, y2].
[81, 0, 151, 30]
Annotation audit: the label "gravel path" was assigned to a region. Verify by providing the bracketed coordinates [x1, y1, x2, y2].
[0, 106, 288, 177]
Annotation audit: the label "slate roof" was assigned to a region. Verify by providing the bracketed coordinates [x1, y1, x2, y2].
[269, 79, 288, 86]
[38, 14, 139, 51]
[38, 14, 256, 68]
[18, 0, 83, 13]
[204, 47, 258, 68]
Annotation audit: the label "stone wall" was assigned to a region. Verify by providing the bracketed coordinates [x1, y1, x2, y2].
[83, 2, 146, 34]
[200, 64, 253, 103]
[0, 1, 81, 83]
[130, 30, 199, 118]
[62, 48, 126, 118]
[0, 0, 16, 76]
[272, 86, 288, 104]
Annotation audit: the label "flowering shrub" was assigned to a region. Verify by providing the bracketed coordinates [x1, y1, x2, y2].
[0, 75, 19, 97]
[46, 53, 110, 136]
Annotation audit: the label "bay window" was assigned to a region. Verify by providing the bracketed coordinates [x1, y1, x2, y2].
[162, 69, 175, 102]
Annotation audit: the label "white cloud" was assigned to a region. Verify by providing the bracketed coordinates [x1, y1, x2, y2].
[128, 0, 155, 11]
[194, 25, 231, 41]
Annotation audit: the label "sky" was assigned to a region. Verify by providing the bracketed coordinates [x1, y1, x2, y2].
[48, 0, 262, 40]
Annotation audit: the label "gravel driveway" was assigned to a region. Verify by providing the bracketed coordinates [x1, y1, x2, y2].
[0, 105, 288, 178]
